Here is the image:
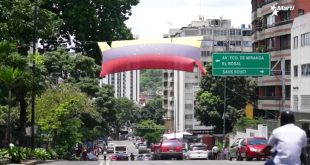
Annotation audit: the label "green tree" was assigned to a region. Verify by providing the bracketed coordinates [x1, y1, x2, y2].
[0, 67, 22, 146]
[112, 97, 139, 137]
[232, 117, 263, 133]
[138, 97, 166, 125]
[194, 64, 256, 134]
[35, 84, 98, 154]
[140, 70, 162, 93]
[40, 0, 139, 63]
[0, 0, 62, 55]
[0, 41, 37, 146]
[134, 120, 165, 145]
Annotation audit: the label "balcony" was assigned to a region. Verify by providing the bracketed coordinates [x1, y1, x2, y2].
[257, 99, 291, 110]
[261, 21, 292, 39]
[257, 75, 290, 86]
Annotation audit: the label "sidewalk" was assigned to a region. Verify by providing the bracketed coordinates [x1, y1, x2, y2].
[7, 160, 55, 165]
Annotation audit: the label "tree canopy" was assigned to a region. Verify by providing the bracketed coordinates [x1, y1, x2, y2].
[194, 64, 256, 134]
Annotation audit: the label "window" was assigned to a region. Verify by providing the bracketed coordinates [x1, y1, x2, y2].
[301, 95, 310, 110]
[217, 41, 224, 46]
[266, 14, 275, 27]
[280, 35, 290, 50]
[294, 65, 298, 77]
[235, 29, 241, 36]
[298, 9, 305, 16]
[201, 29, 206, 35]
[185, 104, 193, 109]
[214, 30, 220, 36]
[285, 60, 291, 75]
[293, 95, 298, 111]
[201, 50, 207, 57]
[242, 30, 251, 36]
[301, 64, 310, 76]
[266, 38, 274, 50]
[221, 30, 227, 36]
[185, 29, 198, 36]
[293, 36, 298, 49]
[279, 11, 290, 21]
[242, 41, 252, 47]
[229, 29, 235, 35]
[185, 114, 193, 120]
[301, 32, 310, 47]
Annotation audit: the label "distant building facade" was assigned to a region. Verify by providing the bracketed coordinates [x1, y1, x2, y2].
[291, 12, 310, 115]
[163, 19, 252, 133]
[251, 0, 310, 119]
[100, 70, 140, 103]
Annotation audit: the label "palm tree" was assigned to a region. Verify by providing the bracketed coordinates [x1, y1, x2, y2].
[0, 66, 22, 146]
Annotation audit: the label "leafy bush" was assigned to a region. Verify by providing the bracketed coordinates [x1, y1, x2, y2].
[7, 146, 26, 163]
[33, 148, 50, 160]
[23, 147, 33, 159]
[47, 148, 58, 159]
[0, 148, 8, 159]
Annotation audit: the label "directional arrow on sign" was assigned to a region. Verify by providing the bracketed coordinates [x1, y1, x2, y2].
[259, 70, 264, 73]
[215, 59, 220, 62]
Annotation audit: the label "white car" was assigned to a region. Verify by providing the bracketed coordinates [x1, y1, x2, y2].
[187, 143, 209, 160]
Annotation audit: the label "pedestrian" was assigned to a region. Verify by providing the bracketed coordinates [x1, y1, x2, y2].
[261, 110, 307, 165]
[103, 150, 107, 161]
[81, 147, 87, 161]
[222, 147, 228, 160]
[212, 145, 219, 160]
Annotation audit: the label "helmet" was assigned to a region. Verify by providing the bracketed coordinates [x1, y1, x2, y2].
[280, 110, 295, 126]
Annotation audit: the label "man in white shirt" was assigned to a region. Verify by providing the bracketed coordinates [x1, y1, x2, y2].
[212, 145, 219, 160]
[261, 110, 307, 165]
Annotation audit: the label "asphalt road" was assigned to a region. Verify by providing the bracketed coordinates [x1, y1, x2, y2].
[38, 140, 265, 165]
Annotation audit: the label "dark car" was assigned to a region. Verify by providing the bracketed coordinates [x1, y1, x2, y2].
[110, 152, 129, 161]
[154, 139, 183, 160]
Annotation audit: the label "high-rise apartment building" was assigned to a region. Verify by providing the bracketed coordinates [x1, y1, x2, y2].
[291, 13, 310, 128]
[163, 19, 252, 133]
[251, 0, 310, 118]
[100, 70, 140, 103]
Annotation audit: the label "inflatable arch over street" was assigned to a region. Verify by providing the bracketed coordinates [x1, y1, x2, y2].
[98, 36, 206, 77]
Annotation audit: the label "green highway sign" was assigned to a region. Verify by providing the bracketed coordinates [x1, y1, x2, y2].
[212, 53, 270, 76]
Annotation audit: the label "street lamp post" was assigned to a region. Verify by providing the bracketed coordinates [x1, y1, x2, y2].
[31, 0, 38, 150]
[223, 77, 227, 146]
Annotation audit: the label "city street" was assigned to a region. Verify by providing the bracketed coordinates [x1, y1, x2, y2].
[38, 140, 265, 165]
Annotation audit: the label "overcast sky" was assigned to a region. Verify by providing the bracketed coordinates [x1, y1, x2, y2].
[125, 0, 252, 39]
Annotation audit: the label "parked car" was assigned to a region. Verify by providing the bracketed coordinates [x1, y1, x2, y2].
[187, 143, 209, 160]
[239, 137, 269, 161]
[136, 154, 153, 161]
[110, 152, 129, 161]
[154, 139, 183, 160]
[138, 144, 150, 154]
[228, 138, 244, 161]
[229, 137, 269, 161]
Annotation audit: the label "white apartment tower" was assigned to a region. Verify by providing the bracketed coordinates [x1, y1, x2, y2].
[291, 13, 310, 114]
[163, 19, 252, 133]
[100, 70, 140, 103]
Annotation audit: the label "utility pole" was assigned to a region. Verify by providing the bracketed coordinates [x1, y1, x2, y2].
[223, 77, 227, 145]
[31, 0, 38, 150]
[281, 58, 285, 111]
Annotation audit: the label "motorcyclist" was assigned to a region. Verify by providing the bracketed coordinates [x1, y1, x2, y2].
[261, 110, 307, 165]
[130, 153, 135, 161]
